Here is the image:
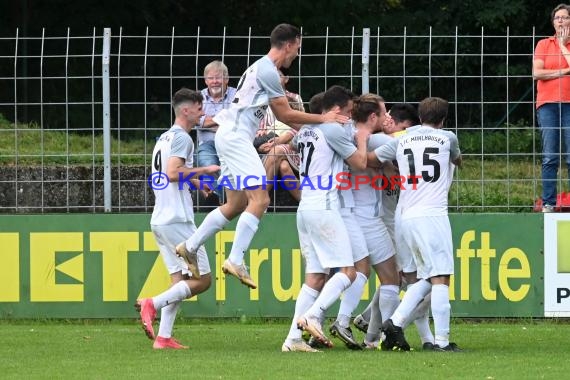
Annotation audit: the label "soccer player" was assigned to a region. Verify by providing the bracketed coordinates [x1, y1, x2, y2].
[136, 88, 220, 349]
[282, 86, 369, 352]
[334, 94, 402, 349]
[176, 24, 348, 290]
[354, 103, 435, 349]
[368, 97, 462, 351]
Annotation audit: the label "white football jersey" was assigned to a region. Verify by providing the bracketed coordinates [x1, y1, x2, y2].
[352, 132, 393, 217]
[213, 56, 285, 141]
[150, 125, 195, 225]
[337, 123, 356, 209]
[296, 123, 357, 211]
[374, 126, 460, 219]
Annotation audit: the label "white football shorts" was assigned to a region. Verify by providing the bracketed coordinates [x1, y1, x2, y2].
[353, 210, 395, 266]
[215, 128, 266, 189]
[151, 222, 211, 276]
[340, 207, 369, 263]
[297, 209, 353, 273]
[397, 215, 454, 280]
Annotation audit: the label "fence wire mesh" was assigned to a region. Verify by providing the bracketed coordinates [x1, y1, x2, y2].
[0, 27, 561, 213]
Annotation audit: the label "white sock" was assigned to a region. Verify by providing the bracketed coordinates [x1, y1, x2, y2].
[365, 294, 381, 343]
[390, 279, 431, 327]
[305, 272, 351, 318]
[153, 281, 192, 310]
[379, 285, 400, 323]
[337, 272, 367, 327]
[402, 293, 431, 328]
[361, 285, 380, 323]
[286, 284, 319, 341]
[431, 284, 451, 348]
[227, 212, 259, 265]
[186, 208, 229, 251]
[401, 293, 434, 344]
[157, 302, 180, 338]
[414, 314, 434, 344]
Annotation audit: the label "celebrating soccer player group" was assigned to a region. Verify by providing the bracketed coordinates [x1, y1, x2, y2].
[137, 23, 462, 352]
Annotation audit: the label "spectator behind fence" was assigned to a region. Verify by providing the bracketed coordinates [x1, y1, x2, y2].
[255, 68, 304, 202]
[196, 60, 237, 203]
[533, 3, 570, 212]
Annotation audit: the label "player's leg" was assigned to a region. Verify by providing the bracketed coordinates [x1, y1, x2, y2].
[400, 292, 434, 349]
[140, 224, 212, 348]
[424, 216, 458, 351]
[283, 275, 326, 352]
[381, 219, 430, 351]
[353, 286, 378, 333]
[283, 211, 326, 352]
[298, 210, 355, 347]
[153, 272, 212, 349]
[331, 256, 369, 349]
[358, 218, 399, 347]
[221, 187, 267, 289]
[331, 210, 369, 349]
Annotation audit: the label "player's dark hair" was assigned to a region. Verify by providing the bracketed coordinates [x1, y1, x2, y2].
[352, 93, 384, 122]
[321, 85, 355, 112]
[309, 92, 325, 114]
[418, 97, 448, 126]
[389, 103, 420, 125]
[172, 88, 203, 110]
[270, 24, 301, 48]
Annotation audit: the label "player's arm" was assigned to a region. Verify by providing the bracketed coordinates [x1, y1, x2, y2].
[344, 128, 369, 171]
[452, 154, 462, 167]
[367, 151, 382, 168]
[369, 139, 398, 168]
[201, 115, 218, 128]
[269, 96, 349, 130]
[166, 156, 219, 183]
[449, 133, 462, 167]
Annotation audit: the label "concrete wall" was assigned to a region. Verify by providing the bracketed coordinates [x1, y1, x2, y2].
[0, 166, 298, 213]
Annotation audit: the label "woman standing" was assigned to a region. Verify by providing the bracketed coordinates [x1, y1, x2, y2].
[533, 3, 570, 212]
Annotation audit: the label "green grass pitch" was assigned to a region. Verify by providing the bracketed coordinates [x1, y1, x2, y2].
[1, 319, 568, 379]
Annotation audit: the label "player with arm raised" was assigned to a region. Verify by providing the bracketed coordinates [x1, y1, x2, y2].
[175, 24, 349, 290]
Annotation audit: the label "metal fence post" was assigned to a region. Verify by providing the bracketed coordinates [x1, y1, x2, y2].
[362, 28, 370, 94]
[102, 28, 112, 212]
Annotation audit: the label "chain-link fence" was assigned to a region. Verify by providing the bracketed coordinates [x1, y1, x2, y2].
[0, 27, 559, 213]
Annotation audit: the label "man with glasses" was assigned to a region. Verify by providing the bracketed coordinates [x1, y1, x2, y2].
[196, 60, 237, 203]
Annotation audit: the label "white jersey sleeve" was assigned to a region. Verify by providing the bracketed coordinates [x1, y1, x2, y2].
[212, 56, 285, 141]
[373, 137, 398, 163]
[322, 123, 357, 159]
[449, 133, 461, 161]
[352, 133, 393, 215]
